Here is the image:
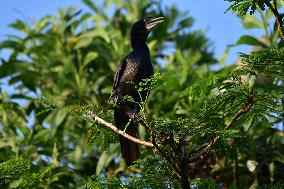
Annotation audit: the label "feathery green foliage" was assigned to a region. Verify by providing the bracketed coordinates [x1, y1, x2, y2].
[0, 158, 30, 186]
[225, 0, 266, 15]
[0, 0, 284, 188]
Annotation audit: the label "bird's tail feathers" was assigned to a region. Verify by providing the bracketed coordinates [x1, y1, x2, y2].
[114, 108, 139, 166]
[120, 124, 139, 166]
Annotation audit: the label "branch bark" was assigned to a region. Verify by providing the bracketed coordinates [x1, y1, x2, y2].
[86, 110, 154, 147]
[178, 135, 190, 189]
[265, 0, 284, 41]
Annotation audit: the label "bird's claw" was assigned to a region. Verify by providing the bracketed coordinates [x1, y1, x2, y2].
[128, 111, 143, 122]
[110, 92, 124, 105]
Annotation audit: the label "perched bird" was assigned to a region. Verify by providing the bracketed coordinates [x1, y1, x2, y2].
[110, 16, 164, 165]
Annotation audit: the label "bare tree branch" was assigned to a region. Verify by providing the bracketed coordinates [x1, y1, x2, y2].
[86, 110, 154, 147]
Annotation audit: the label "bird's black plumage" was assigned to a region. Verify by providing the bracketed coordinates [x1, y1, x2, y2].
[110, 16, 164, 165]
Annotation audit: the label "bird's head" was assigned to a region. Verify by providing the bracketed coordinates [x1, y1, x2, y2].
[130, 16, 164, 48]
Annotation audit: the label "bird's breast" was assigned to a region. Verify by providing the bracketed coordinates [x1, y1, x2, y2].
[124, 56, 153, 82]
[114, 48, 153, 103]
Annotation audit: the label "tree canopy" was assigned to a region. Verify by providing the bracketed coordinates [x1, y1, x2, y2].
[0, 0, 283, 188]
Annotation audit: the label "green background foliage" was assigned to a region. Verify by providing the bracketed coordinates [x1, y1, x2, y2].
[0, 0, 283, 188]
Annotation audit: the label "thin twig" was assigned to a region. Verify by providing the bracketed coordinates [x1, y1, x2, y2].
[86, 110, 154, 147]
[188, 96, 253, 163]
[265, 0, 284, 41]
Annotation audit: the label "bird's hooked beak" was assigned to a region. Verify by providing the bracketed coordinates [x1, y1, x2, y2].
[145, 17, 164, 31]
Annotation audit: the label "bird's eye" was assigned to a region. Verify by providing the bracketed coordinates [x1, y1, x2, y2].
[144, 18, 150, 23]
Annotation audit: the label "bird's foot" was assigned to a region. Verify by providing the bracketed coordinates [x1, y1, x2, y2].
[109, 92, 124, 105]
[127, 110, 151, 130]
[127, 110, 143, 122]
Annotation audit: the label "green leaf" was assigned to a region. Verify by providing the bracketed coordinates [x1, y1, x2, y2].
[178, 17, 194, 28]
[242, 15, 264, 29]
[8, 19, 29, 32]
[0, 40, 24, 51]
[75, 28, 110, 49]
[217, 46, 230, 64]
[0, 61, 18, 79]
[83, 52, 98, 67]
[248, 75, 256, 90]
[74, 38, 92, 49]
[96, 152, 108, 175]
[235, 35, 268, 47]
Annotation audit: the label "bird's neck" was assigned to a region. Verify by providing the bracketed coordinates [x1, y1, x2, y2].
[131, 34, 148, 49]
[131, 40, 148, 50]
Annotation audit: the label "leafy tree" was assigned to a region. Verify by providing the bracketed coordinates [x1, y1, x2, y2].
[0, 0, 283, 188]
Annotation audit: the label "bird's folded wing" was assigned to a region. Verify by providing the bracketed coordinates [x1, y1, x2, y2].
[113, 58, 127, 90]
